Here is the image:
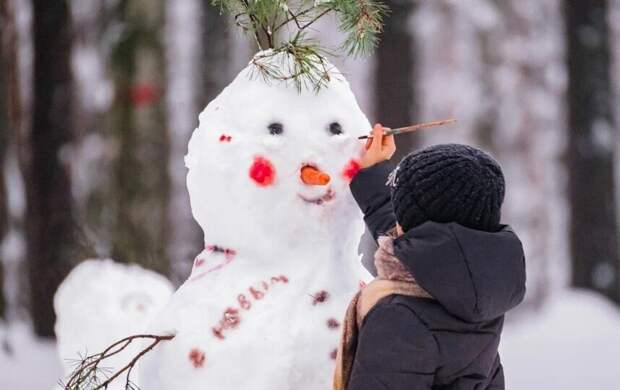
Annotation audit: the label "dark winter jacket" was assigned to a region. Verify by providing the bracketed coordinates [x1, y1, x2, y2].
[348, 161, 526, 390]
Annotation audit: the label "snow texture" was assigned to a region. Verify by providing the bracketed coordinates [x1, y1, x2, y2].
[0, 322, 61, 390]
[501, 289, 620, 389]
[138, 52, 372, 390]
[53, 259, 173, 389]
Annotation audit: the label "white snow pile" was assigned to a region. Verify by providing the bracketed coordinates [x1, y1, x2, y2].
[501, 289, 620, 389]
[138, 51, 372, 390]
[53, 259, 173, 389]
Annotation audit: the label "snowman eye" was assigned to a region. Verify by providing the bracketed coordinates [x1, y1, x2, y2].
[268, 122, 284, 136]
[328, 122, 343, 136]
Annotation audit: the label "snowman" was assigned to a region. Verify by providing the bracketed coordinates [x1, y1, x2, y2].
[139, 52, 372, 389]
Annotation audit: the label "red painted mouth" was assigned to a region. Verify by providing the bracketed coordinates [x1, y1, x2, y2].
[298, 188, 336, 205]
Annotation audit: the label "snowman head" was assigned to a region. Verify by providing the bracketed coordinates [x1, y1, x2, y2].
[185, 53, 370, 256]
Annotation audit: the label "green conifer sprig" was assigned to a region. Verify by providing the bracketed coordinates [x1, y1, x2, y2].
[331, 0, 389, 56]
[210, 0, 388, 91]
[249, 32, 336, 92]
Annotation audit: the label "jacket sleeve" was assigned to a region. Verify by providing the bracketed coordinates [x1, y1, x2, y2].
[350, 161, 397, 241]
[347, 302, 439, 390]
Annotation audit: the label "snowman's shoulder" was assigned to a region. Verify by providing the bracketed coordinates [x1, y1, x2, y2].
[188, 246, 239, 283]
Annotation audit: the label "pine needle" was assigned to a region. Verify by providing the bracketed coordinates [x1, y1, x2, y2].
[209, 0, 388, 91]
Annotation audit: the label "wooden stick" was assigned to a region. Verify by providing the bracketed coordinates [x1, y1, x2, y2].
[358, 118, 457, 140]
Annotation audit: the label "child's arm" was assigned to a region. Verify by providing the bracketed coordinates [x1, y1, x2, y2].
[347, 301, 439, 390]
[350, 124, 397, 240]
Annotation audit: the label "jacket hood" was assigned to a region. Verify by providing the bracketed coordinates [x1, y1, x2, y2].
[393, 221, 526, 323]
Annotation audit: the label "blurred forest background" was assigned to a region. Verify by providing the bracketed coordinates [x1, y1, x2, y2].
[1, 0, 620, 348]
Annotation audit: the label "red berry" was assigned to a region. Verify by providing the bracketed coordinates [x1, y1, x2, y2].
[249, 156, 276, 186]
[188, 348, 206, 368]
[312, 290, 330, 305]
[330, 348, 338, 360]
[327, 318, 340, 329]
[224, 307, 241, 327]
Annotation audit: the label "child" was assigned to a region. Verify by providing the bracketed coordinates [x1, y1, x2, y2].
[334, 124, 526, 390]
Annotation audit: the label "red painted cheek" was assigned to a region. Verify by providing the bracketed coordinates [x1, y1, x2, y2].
[249, 156, 276, 186]
[342, 159, 362, 181]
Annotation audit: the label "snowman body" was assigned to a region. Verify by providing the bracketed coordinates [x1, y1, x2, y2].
[140, 53, 372, 389]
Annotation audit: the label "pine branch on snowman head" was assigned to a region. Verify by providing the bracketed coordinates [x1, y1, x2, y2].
[210, 0, 389, 91]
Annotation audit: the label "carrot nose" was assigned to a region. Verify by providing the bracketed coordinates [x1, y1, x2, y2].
[301, 165, 331, 186]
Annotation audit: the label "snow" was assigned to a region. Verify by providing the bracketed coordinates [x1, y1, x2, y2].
[53, 259, 173, 389]
[0, 322, 61, 390]
[138, 52, 372, 389]
[501, 289, 620, 389]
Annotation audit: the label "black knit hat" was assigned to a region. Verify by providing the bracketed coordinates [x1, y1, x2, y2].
[390, 144, 505, 232]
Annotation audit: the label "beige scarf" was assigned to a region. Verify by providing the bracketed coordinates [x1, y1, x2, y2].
[333, 236, 433, 390]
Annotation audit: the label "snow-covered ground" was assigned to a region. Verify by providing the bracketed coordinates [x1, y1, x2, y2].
[501, 289, 620, 389]
[0, 322, 61, 389]
[1, 288, 619, 389]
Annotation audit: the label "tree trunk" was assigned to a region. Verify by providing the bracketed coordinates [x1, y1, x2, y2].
[376, 0, 419, 160]
[565, 1, 620, 302]
[69, 0, 114, 259]
[26, 0, 76, 337]
[0, 73, 6, 320]
[0, 0, 11, 320]
[1, 0, 27, 322]
[165, 0, 216, 283]
[201, 2, 231, 105]
[107, 0, 170, 276]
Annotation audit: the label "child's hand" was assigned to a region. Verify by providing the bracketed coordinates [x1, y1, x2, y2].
[360, 123, 396, 169]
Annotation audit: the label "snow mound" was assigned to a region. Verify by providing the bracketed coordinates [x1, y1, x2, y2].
[501, 289, 620, 389]
[53, 259, 173, 388]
